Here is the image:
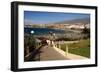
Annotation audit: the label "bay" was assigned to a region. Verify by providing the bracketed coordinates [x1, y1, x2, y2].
[24, 28, 66, 35]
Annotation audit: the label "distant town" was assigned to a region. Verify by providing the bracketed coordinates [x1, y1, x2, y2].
[25, 23, 90, 30]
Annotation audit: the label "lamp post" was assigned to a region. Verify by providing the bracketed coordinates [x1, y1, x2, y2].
[30, 30, 35, 45]
[25, 30, 34, 57]
[30, 30, 41, 61]
[30, 30, 35, 42]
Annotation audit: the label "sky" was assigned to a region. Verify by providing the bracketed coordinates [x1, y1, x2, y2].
[24, 11, 90, 25]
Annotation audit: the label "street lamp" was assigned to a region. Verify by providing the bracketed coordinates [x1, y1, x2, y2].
[30, 30, 35, 47]
[30, 30, 34, 34]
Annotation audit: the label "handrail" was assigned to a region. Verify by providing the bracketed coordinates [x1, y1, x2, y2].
[25, 45, 43, 61]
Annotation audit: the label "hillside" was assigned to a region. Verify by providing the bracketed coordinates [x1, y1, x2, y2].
[54, 17, 90, 24]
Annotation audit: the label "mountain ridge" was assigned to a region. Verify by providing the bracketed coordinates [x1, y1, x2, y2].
[52, 17, 90, 25]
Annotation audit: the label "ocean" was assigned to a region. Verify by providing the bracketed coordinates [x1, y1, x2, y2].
[24, 28, 66, 35]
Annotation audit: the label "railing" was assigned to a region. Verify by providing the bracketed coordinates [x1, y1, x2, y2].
[25, 45, 43, 61]
[55, 43, 69, 56]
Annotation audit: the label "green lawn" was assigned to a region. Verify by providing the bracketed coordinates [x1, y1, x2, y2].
[59, 39, 90, 58]
[68, 48, 90, 58]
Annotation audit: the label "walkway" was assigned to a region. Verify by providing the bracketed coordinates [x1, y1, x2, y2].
[40, 46, 69, 61]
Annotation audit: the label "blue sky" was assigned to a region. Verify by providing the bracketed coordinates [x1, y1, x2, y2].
[24, 11, 90, 25]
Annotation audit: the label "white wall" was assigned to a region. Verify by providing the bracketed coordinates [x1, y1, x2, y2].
[0, 0, 99, 73]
